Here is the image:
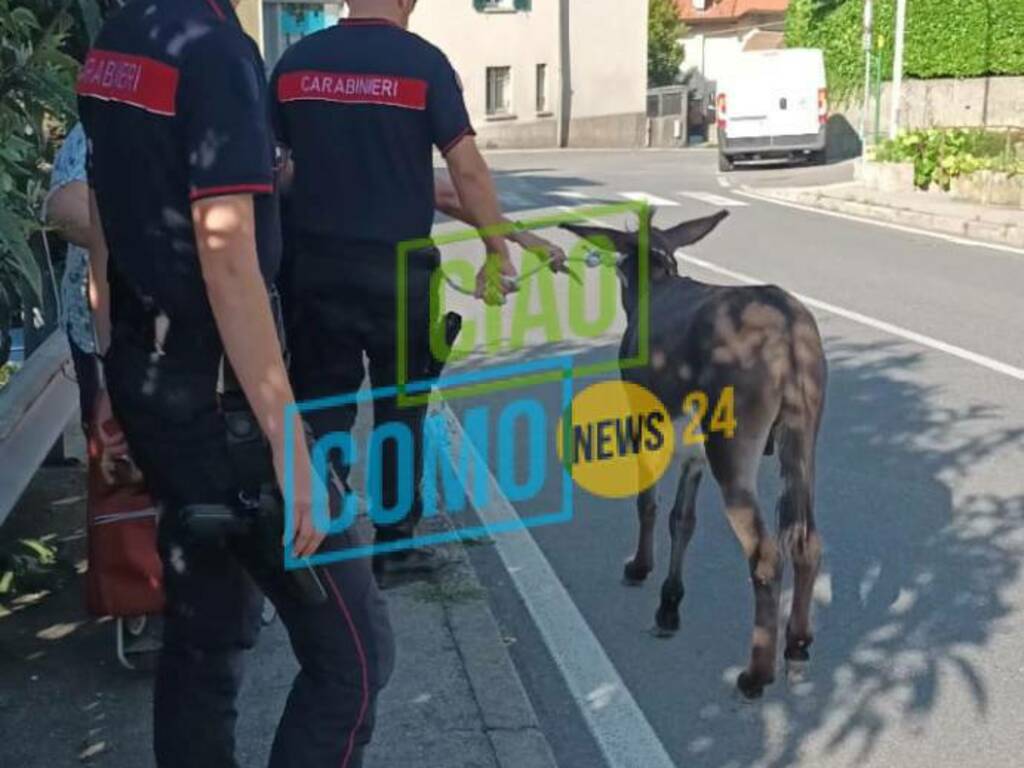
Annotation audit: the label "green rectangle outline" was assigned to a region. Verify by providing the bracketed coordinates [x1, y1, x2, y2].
[397, 201, 650, 407]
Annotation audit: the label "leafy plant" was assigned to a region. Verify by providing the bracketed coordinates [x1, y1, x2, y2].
[874, 128, 1024, 190]
[0, 0, 81, 366]
[648, 0, 685, 87]
[0, 361, 19, 389]
[0, 536, 74, 598]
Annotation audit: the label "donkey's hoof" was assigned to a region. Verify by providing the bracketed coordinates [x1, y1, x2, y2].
[785, 658, 809, 684]
[653, 607, 680, 637]
[736, 671, 771, 700]
[622, 560, 651, 586]
[784, 641, 812, 663]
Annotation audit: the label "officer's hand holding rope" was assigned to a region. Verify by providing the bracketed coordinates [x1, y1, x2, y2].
[449, 241, 618, 306]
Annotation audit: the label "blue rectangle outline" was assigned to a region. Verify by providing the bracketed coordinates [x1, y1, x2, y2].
[284, 355, 575, 569]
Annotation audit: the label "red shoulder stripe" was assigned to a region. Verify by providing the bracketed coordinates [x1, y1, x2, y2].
[190, 183, 275, 202]
[77, 50, 179, 117]
[277, 71, 428, 111]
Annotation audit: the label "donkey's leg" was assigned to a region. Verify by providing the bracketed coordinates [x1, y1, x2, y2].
[623, 488, 657, 585]
[709, 430, 781, 699]
[779, 430, 823, 672]
[785, 525, 821, 674]
[654, 458, 703, 636]
[727, 487, 782, 699]
[723, 484, 781, 699]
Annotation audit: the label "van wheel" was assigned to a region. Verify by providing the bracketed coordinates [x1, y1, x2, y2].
[718, 152, 734, 172]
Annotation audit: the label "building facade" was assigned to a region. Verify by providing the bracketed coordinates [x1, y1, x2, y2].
[235, 0, 649, 149]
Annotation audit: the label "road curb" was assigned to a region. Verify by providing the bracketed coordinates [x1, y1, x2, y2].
[746, 185, 1024, 250]
[438, 540, 557, 768]
[438, 533, 559, 768]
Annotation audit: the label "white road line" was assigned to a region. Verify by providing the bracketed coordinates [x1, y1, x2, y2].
[438, 404, 677, 768]
[679, 190, 749, 207]
[620, 191, 680, 207]
[735, 187, 1024, 257]
[677, 252, 1024, 382]
[716, 175, 731, 188]
[552, 190, 591, 200]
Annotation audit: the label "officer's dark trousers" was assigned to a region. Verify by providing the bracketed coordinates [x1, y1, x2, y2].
[106, 337, 395, 768]
[283, 235, 439, 545]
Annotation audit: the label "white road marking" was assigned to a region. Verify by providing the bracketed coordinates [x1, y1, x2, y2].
[552, 190, 591, 200]
[438, 404, 678, 768]
[677, 252, 1024, 382]
[735, 187, 1024, 257]
[678, 190, 749, 207]
[620, 191, 680, 207]
[716, 175, 731, 188]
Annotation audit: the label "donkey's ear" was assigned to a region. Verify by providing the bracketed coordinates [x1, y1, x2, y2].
[560, 223, 637, 254]
[659, 210, 729, 252]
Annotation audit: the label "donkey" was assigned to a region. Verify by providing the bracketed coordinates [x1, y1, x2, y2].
[561, 208, 827, 698]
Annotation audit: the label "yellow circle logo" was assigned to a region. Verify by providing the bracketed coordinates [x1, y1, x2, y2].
[557, 381, 674, 498]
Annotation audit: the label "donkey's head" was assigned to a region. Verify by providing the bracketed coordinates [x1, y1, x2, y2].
[560, 208, 728, 313]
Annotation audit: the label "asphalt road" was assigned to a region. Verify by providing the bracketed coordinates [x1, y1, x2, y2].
[433, 148, 1024, 768]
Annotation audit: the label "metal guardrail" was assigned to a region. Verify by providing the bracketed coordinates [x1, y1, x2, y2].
[0, 331, 78, 525]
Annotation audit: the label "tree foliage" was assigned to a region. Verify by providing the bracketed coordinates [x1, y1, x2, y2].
[0, 0, 104, 367]
[649, 0, 685, 87]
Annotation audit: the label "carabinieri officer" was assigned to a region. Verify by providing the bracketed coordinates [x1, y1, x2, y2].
[77, 1, 393, 766]
[271, 0, 557, 584]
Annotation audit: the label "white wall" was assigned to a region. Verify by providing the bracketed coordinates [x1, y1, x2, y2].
[411, 1, 559, 130]
[411, 0, 648, 143]
[681, 31, 743, 84]
[567, 0, 648, 119]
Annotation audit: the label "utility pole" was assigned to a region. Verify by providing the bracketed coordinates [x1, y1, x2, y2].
[889, 0, 908, 139]
[556, 0, 571, 148]
[860, 0, 873, 157]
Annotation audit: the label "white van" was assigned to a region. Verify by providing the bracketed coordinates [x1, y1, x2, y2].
[716, 48, 828, 171]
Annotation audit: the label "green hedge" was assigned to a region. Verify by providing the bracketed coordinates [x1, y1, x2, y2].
[786, 0, 1024, 102]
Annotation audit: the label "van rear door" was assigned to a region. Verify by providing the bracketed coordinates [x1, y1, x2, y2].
[767, 49, 825, 138]
[721, 55, 771, 140]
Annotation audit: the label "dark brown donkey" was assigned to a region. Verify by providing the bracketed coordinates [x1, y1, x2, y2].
[562, 209, 827, 698]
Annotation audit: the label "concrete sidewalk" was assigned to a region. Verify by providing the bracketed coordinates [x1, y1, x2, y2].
[0, 443, 557, 768]
[745, 181, 1024, 249]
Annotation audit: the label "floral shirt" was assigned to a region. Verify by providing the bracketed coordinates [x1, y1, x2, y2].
[47, 123, 95, 354]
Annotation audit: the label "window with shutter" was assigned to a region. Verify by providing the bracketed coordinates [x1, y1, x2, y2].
[486, 66, 513, 116]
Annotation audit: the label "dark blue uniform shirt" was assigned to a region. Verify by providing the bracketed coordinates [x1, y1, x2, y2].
[77, 0, 280, 363]
[270, 18, 475, 246]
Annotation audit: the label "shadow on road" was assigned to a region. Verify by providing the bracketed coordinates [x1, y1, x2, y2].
[600, 336, 1023, 767]
[451, 325, 1023, 764]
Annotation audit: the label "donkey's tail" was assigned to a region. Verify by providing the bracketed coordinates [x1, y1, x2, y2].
[777, 426, 816, 558]
[777, 317, 826, 558]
